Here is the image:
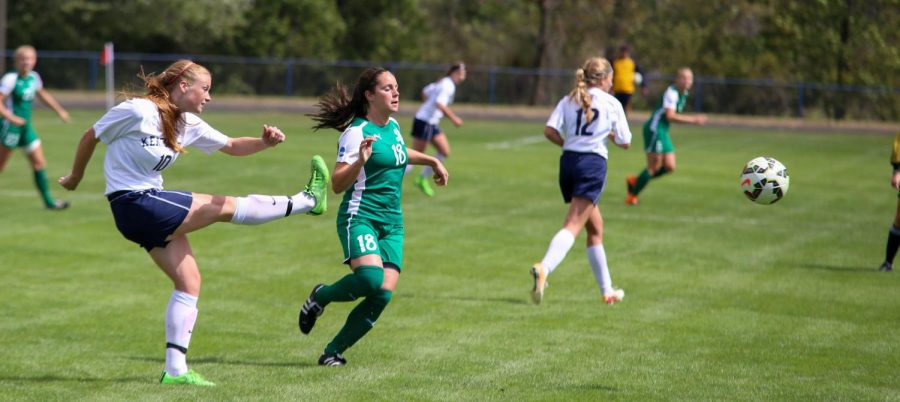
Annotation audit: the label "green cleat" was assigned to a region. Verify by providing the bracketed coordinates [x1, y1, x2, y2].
[306, 155, 330, 215]
[159, 369, 216, 386]
[415, 176, 435, 197]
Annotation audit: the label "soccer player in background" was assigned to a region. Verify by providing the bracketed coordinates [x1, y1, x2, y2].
[530, 57, 631, 305]
[59, 60, 330, 386]
[878, 130, 900, 272]
[301, 67, 448, 366]
[406, 61, 465, 197]
[625, 67, 707, 205]
[0, 45, 71, 209]
[612, 44, 648, 115]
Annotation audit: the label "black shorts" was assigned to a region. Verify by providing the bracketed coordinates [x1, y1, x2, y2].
[614, 92, 632, 108]
[107, 189, 193, 251]
[558, 151, 607, 205]
[410, 118, 443, 141]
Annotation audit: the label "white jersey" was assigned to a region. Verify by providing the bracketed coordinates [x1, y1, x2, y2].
[414, 76, 456, 125]
[93, 98, 229, 195]
[545, 87, 632, 158]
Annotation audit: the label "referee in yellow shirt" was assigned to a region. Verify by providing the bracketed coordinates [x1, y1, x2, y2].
[612, 44, 648, 115]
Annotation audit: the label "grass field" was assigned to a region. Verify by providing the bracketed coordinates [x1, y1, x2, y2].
[1, 109, 897, 401]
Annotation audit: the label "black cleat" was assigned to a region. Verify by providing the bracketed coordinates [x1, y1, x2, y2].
[318, 352, 346, 366]
[299, 284, 326, 334]
[47, 200, 70, 210]
[879, 262, 893, 272]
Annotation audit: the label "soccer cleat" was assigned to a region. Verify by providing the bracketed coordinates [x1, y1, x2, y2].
[299, 284, 326, 334]
[603, 289, 625, 305]
[46, 200, 70, 210]
[625, 194, 639, 205]
[415, 175, 435, 197]
[306, 155, 330, 215]
[879, 262, 893, 272]
[530, 263, 547, 305]
[318, 352, 347, 366]
[159, 369, 216, 386]
[626, 175, 637, 195]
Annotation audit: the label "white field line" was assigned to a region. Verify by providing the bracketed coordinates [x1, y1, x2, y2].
[485, 135, 546, 150]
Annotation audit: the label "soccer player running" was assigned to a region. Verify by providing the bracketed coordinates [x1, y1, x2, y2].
[59, 60, 329, 386]
[300, 67, 448, 366]
[406, 62, 465, 197]
[0, 45, 71, 210]
[878, 130, 900, 272]
[625, 67, 707, 205]
[530, 57, 631, 305]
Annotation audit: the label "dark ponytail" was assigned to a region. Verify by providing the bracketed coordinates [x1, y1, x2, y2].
[310, 67, 388, 132]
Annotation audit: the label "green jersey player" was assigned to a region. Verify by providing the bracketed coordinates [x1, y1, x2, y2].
[301, 67, 449, 366]
[0, 45, 71, 209]
[625, 67, 707, 205]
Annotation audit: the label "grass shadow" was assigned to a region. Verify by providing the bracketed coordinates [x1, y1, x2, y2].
[125, 355, 316, 368]
[797, 263, 882, 273]
[403, 292, 530, 305]
[0, 374, 147, 384]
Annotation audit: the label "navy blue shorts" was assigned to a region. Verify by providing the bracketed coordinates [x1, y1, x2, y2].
[410, 118, 443, 141]
[559, 151, 607, 205]
[107, 189, 193, 252]
[614, 92, 632, 109]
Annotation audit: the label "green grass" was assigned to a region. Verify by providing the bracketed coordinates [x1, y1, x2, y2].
[1, 109, 897, 401]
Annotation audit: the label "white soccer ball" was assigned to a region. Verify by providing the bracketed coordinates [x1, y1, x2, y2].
[633, 72, 643, 86]
[740, 156, 790, 204]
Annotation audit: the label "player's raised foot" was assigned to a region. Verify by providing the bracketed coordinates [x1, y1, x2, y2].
[306, 155, 329, 216]
[879, 262, 893, 272]
[530, 263, 547, 305]
[625, 175, 637, 195]
[159, 369, 216, 386]
[299, 284, 326, 334]
[603, 289, 625, 305]
[318, 352, 347, 367]
[46, 200, 70, 210]
[625, 194, 639, 206]
[415, 175, 435, 197]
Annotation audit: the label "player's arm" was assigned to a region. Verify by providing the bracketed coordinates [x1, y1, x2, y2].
[332, 136, 376, 193]
[59, 128, 100, 190]
[665, 107, 707, 125]
[407, 147, 448, 186]
[36, 89, 69, 123]
[436, 102, 463, 127]
[543, 126, 564, 147]
[891, 131, 900, 189]
[219, 125, 285, 156]
[0, 93, 25, 126]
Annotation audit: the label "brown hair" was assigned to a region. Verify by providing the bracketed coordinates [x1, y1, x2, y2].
[568, 57, 612, 122]
[446, 61, 465, 76]
[309, 67, 390, 132]
[135, 60, 209, 153]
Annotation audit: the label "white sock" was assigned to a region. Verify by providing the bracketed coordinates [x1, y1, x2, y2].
[587, 244, 614, 295]
[541, 229, 575, 274]
[165, 291, 198, 377]
[404, 165, 414, 175]
[230, 192, 316, 225]
[420, 153, 446, 178]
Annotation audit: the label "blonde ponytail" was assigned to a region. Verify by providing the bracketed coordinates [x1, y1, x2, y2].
[568, 57, 613, 122]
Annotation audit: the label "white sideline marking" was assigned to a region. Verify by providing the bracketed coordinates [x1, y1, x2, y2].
[485, 135, 546, 150]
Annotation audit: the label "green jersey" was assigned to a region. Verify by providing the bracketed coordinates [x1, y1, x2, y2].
[335, 116, 408, 223]
[0, 71, 42, 124]
[644, 84, 688, 135]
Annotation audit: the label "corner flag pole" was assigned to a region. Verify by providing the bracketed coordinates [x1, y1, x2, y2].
[101, 42, 114, 110]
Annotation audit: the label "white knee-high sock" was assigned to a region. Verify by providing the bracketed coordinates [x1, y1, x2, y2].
[404, 164, 414, 175]
[541, 229, 575, 274]
[230, 192, 316, 225]
[165, 291, 198, 377]
[420, 152, 446, 178]
[587, 244, 614, 295]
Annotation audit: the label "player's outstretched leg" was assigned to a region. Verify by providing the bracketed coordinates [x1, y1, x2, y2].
[306, 155, 329, 215]
[299, 284, 326, 334]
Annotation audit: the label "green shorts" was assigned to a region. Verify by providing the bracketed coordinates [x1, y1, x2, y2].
[0, 121, 39, 150]
[337, 215, 404, 271]
[642, 125, 674, 154]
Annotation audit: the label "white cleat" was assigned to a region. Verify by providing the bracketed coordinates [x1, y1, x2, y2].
[603, 288, 625, 305]
[530, 263, 547, 304]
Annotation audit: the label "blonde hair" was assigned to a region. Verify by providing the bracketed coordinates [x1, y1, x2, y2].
[136, 60, 210, 153]
[14, 45, 36, 59]
[568, 57, 612, 122]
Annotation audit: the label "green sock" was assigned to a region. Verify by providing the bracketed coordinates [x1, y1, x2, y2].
[653, 166, 670, 178]
[632, 169, 652, 195]
[33, 169, 56, 207]
[315, 265, 384, 305]
[325, 289, 393, 354]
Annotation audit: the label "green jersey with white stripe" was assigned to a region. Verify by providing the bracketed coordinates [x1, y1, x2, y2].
[335, 116, 408, 224]
[0, 71, 41, 123]
[644, 85, 688, 134]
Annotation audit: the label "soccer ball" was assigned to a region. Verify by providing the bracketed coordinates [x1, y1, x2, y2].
[740, 156, 790, 204]
[634, 72, 643, 86]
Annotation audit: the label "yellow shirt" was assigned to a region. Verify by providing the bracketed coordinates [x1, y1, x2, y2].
[613, 57, 637, 94]
[892, 131, 900, 167]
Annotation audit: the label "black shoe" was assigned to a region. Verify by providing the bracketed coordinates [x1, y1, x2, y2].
[318, 352, 346, 366]
[299, 284, 326, 334]
[46, 200, 70, 210]
[879, 262, 893, 272]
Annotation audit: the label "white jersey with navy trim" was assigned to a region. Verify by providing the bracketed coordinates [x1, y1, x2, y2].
[545, 87, 632, 158]
[414, 76, 456, 125]
[93, 98, 229, 195]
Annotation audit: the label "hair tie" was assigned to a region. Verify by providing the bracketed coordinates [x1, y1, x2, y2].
[165, 62, 194, 86]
